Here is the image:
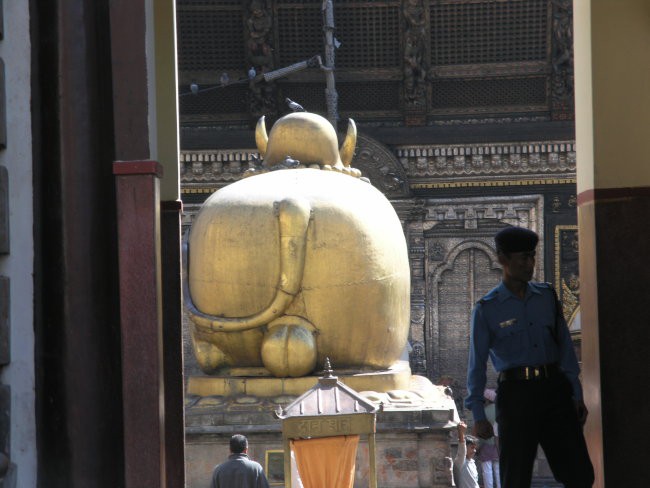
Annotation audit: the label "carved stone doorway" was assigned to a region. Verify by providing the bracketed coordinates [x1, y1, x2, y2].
[420, 195, 545, 411]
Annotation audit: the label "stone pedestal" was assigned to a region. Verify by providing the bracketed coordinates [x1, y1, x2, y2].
[184, 373, 458, 488]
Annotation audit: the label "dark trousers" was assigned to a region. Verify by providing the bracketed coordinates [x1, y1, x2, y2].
[496, 375, 594, 488]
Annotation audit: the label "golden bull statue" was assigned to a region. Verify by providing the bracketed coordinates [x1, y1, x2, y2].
[184, 112, 410, 378]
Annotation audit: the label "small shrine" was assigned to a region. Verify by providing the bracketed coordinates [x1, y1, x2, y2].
[275, 359, 379, 488]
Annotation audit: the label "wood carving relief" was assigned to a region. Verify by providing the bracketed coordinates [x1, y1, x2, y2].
[352, 133, 410, 197]
[550, 0, 574, 119]
[245, 0, 277, 118]
[554, 225, 580, 331]
[402, 0, 428, 112]
[397, 141, 576, 180]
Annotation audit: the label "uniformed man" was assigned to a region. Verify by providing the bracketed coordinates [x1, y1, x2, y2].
[465, 226, 594, 488]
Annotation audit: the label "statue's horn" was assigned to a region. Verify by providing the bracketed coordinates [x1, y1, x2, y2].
[339, 118, 357, 167]
[255, 116, 269, 158]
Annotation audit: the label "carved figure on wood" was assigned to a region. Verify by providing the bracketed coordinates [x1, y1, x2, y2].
[404, 31, 427, 104]
[403, 0, 426, 37]
[551, 0, 574, 105]
[245, 0, 276, 116]
[246, 0, 273, 71]
[403, 0, 427, 106]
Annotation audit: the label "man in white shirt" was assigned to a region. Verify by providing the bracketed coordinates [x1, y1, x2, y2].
[454, 421, 479, 488]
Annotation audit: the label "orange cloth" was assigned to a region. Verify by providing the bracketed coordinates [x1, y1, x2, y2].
[291, 435, 360, 488]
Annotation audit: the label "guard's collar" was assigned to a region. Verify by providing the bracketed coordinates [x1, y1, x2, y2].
[496, 281, 541, 302]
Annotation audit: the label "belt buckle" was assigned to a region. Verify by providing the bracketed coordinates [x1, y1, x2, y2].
[524, 366, 542, 380]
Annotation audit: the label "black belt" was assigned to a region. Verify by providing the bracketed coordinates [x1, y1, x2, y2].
[498, 363, 559, 382]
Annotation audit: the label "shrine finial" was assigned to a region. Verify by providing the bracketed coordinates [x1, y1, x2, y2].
[323, 357, 334, 378]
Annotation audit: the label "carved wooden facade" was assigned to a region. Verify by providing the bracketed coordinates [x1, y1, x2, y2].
[177, 0, 574, 126]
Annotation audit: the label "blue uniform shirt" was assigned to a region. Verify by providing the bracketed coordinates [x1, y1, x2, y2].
[465, 281, 583, 422]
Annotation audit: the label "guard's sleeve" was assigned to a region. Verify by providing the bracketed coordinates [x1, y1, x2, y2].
[465, 303, 490, 422]
[555, 297, 583, 401]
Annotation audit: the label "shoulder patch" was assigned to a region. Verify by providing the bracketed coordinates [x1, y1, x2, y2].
[478, 291, 498, 305]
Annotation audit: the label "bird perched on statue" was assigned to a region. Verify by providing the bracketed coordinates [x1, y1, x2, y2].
[285, 98, 305, 112]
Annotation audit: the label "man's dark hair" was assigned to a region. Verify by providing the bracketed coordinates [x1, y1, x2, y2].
[230, 434, 248, 454]
[465, 435, 478, 447]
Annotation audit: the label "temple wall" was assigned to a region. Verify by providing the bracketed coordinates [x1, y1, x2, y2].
[185, 429, 453, 488]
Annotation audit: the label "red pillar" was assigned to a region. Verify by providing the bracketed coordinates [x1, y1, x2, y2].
[114, 160, 166, 488]
[161, 200, 186, 487]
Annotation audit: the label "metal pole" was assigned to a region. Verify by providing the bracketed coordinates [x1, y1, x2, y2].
[284, 438, 292, 488]
[369, 432, 378, 488]
[322, 0, 338, 127]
